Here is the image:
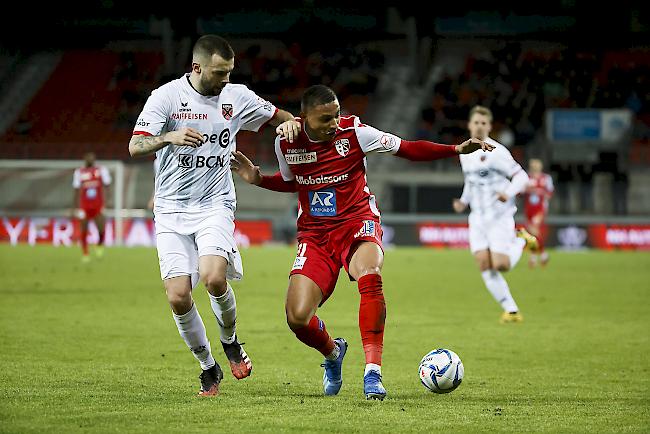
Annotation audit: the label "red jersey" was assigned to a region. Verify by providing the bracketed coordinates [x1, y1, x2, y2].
[274, 115, 402, 232]
[524, 172, 554, 218]
[73, 166, 111, 209]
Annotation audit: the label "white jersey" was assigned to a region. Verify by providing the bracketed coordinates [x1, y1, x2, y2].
[459, 137, 524, 219]
[133, 74, 277, 214]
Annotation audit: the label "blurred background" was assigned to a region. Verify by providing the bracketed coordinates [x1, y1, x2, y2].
[0, 1, 648, 249]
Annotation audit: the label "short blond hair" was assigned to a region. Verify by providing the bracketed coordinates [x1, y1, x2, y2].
[469, 105, 493, 122]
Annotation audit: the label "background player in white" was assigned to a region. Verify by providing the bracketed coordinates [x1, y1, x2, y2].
[129, 35, 300, 396]
[452, 105, 538, 324]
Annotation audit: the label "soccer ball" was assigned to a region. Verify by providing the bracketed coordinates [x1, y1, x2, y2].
[418, 348, 464, 394]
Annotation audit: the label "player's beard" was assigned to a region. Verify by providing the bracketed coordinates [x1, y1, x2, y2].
[201, 77, 225, 96]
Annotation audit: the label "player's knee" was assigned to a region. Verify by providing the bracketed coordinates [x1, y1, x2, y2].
[166, 290, 191, 312]
[355, 267, 382, 280]
[494, 261, 510, 272]
[202, 274, 227, 295]
[285, 308, 310, 330]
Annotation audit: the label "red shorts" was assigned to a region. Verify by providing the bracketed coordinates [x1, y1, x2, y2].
[290, 219, 383, 305]
[526, 209, 546, 226]
[81, 207, 103, 220]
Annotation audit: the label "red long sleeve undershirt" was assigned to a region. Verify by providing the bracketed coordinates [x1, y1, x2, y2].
[258, 172, 297, 192]
[395, 140, 458, 161]
[257, 140, 457, 193]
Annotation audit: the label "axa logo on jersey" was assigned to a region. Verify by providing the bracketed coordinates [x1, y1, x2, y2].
[178, 154, 227, 169]
[308, 189, 337, 216]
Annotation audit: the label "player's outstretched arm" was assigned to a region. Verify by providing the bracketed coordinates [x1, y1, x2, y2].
[129, 128, 204, 157]
[230, 151, 297, 193]
[456, 138, 494, 154]
[395, 138, 493, 161]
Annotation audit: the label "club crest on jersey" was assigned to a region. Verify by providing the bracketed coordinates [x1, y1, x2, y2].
[222, 104, 233, 120]
[334, 139, 350, 157]
[380, 135, 396, 150]
[308, 189, 337, 216]
[354, 220, 376, 238]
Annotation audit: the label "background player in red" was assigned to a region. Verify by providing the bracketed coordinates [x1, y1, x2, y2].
[231, 85, 492, 400]
[72, 152, 112, 263]
[524, 158, 554, 267]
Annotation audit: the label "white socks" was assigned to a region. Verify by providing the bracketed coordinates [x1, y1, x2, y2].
[507, 237, 526, 270]
[172, 303, 215, 370]
[481, 270, 519, 313]
[209, 283, 237, 344]
[364, 363, 381, 376]
[325, 341, 341, 361]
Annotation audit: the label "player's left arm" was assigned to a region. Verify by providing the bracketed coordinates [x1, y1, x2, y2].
[498, 170, 529, 202]
[355, 118, 492, 160]
[395, 138, 493, 160]
[269, 111, 301, 143]
[100, 166, 112, 204]
[71, 169, 81, 214]
[546, 174, 555, 198]
[238, 87, 300, 142]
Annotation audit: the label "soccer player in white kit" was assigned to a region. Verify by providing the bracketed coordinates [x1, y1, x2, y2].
[129, 35, 300, 396]
[452, 105, 538, 324]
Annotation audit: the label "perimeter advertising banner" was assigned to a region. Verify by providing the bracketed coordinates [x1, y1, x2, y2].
[1, 217, 649, 250]
[0, 217, 273, 247]
[385, 222, 650, 251]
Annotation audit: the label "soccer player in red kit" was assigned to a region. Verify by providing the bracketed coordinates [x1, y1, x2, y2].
[72, 152, 111, 262]
[524, 158, 554, 267]
[231, 85, 492, 400]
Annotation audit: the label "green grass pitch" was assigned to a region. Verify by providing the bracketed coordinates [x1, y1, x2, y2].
[1, 245, 648, 433]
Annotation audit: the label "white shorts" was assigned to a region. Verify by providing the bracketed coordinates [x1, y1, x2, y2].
[154, 210, 243, 282]
[468, 212, 516, 255]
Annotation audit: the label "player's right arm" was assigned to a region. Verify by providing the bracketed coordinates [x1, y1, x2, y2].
[453, 182, 470, 213]
[71, 168, 82, 217]
[230, 151, 297, 193]
[129, 86, 204, 157]
[129, 128, 204, 157]
[230, 136, 297, 193]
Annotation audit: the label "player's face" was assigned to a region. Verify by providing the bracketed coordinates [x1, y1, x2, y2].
[529, 159, 543, 174]
[84, 153, 95, 167]
[304, 100, 341, 141]
[196, 53, 234, 95]
[467, 113, 492, 140]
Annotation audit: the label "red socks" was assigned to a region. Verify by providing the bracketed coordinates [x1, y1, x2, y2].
[291, 273, 386, 364]
[358, 274, 386, 365]
[292, 315, 335, 357]
[80, 226, 88, 255]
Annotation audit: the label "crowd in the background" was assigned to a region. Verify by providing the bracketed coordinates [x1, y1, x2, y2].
[420, 43, 649, 149]
[112, 42, 385, 131]
[417, 43, 649, 215]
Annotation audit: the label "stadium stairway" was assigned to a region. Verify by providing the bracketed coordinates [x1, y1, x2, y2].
[1, 50, 163, 160]
[0, 52, 62, 137]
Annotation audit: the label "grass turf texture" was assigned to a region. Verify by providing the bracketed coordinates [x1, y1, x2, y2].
[0, 245, 648, 433]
